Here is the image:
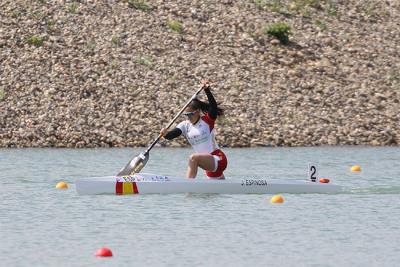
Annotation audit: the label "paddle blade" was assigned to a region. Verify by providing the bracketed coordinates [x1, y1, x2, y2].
[117, 153, 149, 176]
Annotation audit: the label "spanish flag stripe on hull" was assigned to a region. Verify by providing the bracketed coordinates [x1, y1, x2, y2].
[115, 181, 138, 195]
[123, 182, 134, 194]
[133, 182, 139, 193]
[116, 181, 123, 195]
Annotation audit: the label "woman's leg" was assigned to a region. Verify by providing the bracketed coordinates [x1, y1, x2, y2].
[187, 153, 216, 178]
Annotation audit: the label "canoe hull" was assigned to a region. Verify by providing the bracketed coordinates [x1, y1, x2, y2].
[76, 173, 343, 195]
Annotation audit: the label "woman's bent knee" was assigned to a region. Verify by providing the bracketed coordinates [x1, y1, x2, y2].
[189, 154, 201, 162]
[189, 154, 198, 164]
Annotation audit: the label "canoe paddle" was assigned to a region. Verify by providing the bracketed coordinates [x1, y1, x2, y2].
[117, 85, 205, 176]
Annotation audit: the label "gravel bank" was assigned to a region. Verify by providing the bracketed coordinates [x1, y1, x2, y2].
[0, 0, 399, 148]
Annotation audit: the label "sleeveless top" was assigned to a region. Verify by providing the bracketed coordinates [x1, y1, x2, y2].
[176, 113, 219, 154]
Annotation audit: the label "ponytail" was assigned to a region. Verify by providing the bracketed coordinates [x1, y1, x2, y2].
[189, 98, 224, 116]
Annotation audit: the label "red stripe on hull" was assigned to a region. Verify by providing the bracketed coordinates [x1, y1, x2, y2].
[133, 182, 139, 194]
[116, 181, 123, 195]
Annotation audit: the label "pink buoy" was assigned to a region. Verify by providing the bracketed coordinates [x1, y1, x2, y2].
[95, 247, 113, 257]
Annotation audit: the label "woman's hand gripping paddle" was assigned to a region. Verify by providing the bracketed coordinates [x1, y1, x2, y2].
[117, 85, 205, 176]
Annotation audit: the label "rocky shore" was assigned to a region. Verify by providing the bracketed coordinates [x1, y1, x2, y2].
[0, 0, 399, 148]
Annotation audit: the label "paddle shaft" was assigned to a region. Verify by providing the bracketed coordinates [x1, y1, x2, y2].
[143, 86, 205, 155]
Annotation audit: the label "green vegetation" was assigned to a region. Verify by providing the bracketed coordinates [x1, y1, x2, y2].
[0, 88, 5, 101]
[110, 59, 120, 70]
[86, 40, 96, 51]
[31, 11, 44, 20]
[364, 4, 374, 16]
[301, 8, 311, 18]
[168, 75, 177, 84]
[289, 0, 320, 11]
[363, 2, 388, 18]
[314, 19, 327, 31]
[255, 0, 284, 13]
[287, 0, 321, 17]
[11, 10, 22, 19]
[389, 72, 399, 81]
[326, 0, 338, 17]
[70, 2, 78, 14]
[27, 36, 44, 47]
[46, 19, 55, 31]
[167, 20, 183, 34]
[128, 0, 152, 12]
[264, 22, 291, 44]
[254, 0, 266, 10]
[135, 55, 152, 66]
[111, 36, 121, 46]
[302, 0, 320, 8]
[255, 0, 325, 16]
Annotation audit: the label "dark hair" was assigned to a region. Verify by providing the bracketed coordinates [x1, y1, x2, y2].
[189, 98, 224, 116]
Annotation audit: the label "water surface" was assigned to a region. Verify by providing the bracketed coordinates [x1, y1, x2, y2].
[1, 147, 399, 267]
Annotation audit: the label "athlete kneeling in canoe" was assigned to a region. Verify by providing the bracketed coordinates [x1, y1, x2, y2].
[161, 81, 227, 179]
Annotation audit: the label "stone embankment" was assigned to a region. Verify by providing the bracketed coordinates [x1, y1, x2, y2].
[0, 0, 399, 147]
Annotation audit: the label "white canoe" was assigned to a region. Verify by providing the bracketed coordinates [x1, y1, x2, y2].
[76, 173, 343, 195]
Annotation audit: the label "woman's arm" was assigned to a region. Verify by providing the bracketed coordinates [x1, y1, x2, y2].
[204, 86, 218, 120]
[163, 128, 182, 140]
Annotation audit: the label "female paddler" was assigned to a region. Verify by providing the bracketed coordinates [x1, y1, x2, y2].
[161, 80, 228, 179]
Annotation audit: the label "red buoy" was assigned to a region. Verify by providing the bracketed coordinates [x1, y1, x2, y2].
[319, 178, 330, 183]
[95, 247, 113, 257]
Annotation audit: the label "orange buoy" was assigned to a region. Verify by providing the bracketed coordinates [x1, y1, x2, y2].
[351, 165, 361, 172]
[270, 195, 284, 203]
[95, 247, 113, 257]
[319, 178, 330, 183]
[55, 181, 68, 189]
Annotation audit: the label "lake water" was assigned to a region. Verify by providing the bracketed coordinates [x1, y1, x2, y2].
[1, 147, 399, 267]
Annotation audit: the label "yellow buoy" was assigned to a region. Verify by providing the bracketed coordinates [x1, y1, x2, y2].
[351, 165, 361, 172]
[270, 195, 284, 203]
[56, 181, 68, 189]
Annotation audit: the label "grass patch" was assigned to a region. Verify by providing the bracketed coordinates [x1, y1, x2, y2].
[27, 36, 44, 47]
[314, 20, 327, 31]
[264, 22, 291, 44]
[255, 0, 284, 13]
[326, 0, 338, 17]
[31, 11, 44, 20]
[46, 19, 55, 31]
[111, 36, 121, 46]
[69, 1, 78, 14]
[128, 0, 152, 12]
[86, 40, 96, 51]
[135, 55, 152, 66]
[301, 8, 312, 18]
[389, 72, 399, 81]
[110, 59, 120, 69]
[363, 2, 385, 18]
[303, 0, 320, 8]
[11, 10, 22, 19]
[0, 88, 5, 101]
[167, 20, 183, 34]
[288, 0, 320, 12]
[254, 0, 266, 10]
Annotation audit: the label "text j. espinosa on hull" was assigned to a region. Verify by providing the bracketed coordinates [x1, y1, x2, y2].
[76, 173, 343, 195]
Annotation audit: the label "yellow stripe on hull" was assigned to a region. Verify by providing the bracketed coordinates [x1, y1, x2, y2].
[123, 182, 134, 194]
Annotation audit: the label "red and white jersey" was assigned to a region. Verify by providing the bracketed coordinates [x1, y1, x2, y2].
[177, 113, 219, 154]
